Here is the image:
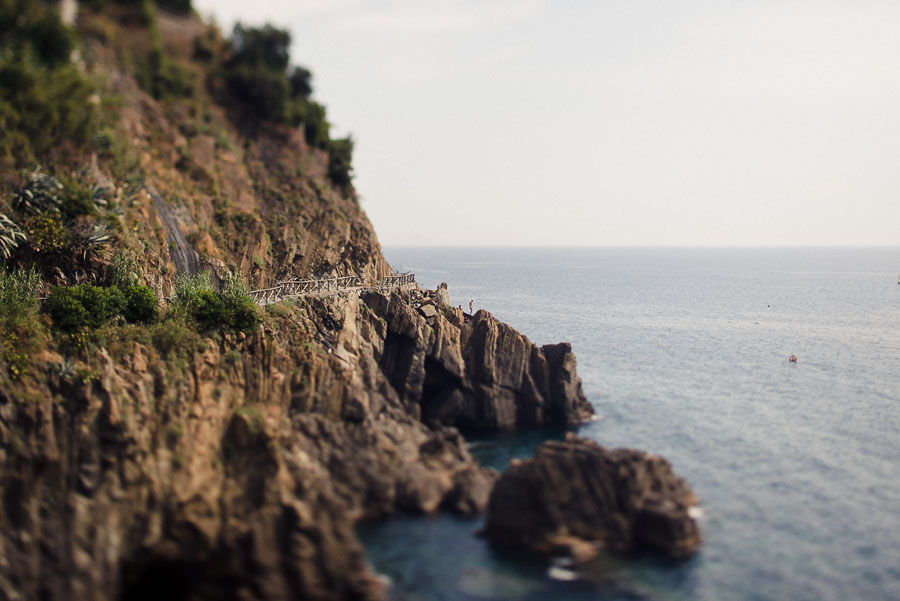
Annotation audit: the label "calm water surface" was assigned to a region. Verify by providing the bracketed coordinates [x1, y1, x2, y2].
[361, 247, 900, 601]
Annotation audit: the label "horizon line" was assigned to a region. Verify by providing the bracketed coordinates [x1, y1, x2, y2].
[381, 244, 900, 249]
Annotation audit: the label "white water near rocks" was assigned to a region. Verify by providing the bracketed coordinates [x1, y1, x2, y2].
[360, 247, 900, 601]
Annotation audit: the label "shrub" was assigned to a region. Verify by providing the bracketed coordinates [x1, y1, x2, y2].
[60, 185, 98, 220]
[172, 271, 260, 334]
[224, 24, 324, 134]
[0, 0, 74, 67]
[44, 283, 159, 332]
[134, 0, 193, 100]
[326, 136, 354, 189]
[287, 98, 329, 149]
[0, 5, 96, 165]
[0, 267, 45, 379]
[224, 65, 288, 121]
[189, 287, 226, 330]
[122, 284, 159, 323]
[157, 0, 192, 14]
[173, 271, 214, 308]
[221, 274, 260, 333]
[288, 66, 312, 100]
[105, 250, 140, 287]
[23, 212, 67, 254]
[0, 266, 41, 326]
[45, 284, 126, 332]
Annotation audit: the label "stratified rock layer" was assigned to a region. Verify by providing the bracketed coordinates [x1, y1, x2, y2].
[484, 434, 702, 561]
[0, 287, 596, 601]
[365, 292, 595, 431]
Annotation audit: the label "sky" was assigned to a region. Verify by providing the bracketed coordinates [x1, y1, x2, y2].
[193, 0, 900, 247]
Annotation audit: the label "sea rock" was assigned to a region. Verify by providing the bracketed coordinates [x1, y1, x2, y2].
[363, 291, 594, 431]
[483, 434, 702, 560]
[434, 283, 451, 307]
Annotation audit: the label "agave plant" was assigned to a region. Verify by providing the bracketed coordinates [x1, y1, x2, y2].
[51, 357, 76, 381]
[13, 166, 63, 216]
[91, 184, 111, 210]
[0, 213, 26, 260]
[81, 224, 111, 260]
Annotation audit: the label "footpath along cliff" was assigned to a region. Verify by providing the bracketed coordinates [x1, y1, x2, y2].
[0, 3, 698, 600]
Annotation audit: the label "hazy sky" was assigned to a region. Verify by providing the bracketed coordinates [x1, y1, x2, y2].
[194, 0, 900, 246]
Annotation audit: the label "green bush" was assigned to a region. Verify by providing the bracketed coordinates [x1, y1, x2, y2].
[134, 0, 193, 100]
[105, 250, 140, 287]
[172, 272, 260, 334]
[0, 266, 41, 326]
[288, 66, 312, 99]
[221, 23, 356, 186]
[46, 284, 124, 331]
[220, 274, 260, 333]
[224, 65, 288, 121]
[61, 186, 98, 220]
[0, 3, 96, 165]
[45, 283, 160, 332]
[23, 212, 67, 254]
[0, 267, 45, 379]
[287, 98, 329, 149]
[173, 271, 213, 307]
[326, 136, 354, 189]
[157, 0, 192, 14]
[0, 0, 74, 67]
[122, 284, 159, 323]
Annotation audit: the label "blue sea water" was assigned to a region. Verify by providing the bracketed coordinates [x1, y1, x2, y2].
[361, 247, 900, 601]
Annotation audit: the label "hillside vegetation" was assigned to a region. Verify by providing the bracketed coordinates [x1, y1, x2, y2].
[0, 0, 388, 390]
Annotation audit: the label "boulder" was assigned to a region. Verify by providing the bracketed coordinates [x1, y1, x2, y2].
[434, 282, 451, 307]
[418, 303, 438, 319]
[483, 434, 701, 561]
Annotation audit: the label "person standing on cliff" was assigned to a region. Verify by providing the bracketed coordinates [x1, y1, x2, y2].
[469, 300, 473, 314]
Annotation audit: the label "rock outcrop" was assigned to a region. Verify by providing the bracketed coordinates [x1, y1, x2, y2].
[483, 434, 702, 561]
[0, 290, 506, 601]
[0, 4, 696, 600]
[0, 284, 597, 600]
[364, 291, 594, 431]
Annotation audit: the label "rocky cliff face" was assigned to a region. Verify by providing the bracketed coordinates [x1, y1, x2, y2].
[0, 6, 697, 601]
[364, 290, 594, 431]
[0, 286, 595, 601]
[483, 434, 702, 562]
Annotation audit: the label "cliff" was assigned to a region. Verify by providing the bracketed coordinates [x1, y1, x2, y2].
[0, 4, 602, 600]
[0, 285, 594, 600]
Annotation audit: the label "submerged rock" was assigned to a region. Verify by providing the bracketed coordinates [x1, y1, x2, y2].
[483, 434, 701, 561]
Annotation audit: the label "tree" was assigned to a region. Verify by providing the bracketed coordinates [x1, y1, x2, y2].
[327, 137, 354, 189]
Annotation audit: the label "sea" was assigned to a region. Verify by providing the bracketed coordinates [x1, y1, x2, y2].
[360, 247, 900, 601]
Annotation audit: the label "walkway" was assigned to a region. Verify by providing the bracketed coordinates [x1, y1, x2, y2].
[248, 273, 416, 305]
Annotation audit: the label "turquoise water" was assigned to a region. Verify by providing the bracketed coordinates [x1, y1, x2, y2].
[362, 247, 900, 601]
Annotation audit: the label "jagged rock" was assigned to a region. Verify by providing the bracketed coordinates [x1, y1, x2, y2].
[434, 283, 451, 307]
[363, 291, 594, 431]
[483, 434, 702, 561]
[0, 6, 603, 598]
[0, 291, 504, 601]
[418, 303, 437, 319]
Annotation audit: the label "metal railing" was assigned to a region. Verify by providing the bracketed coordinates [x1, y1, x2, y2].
[248, 273, 415, 305]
